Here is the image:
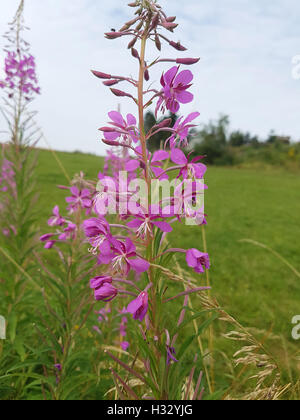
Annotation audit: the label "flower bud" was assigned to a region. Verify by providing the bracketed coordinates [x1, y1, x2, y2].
[149, 13, 160, 32]
[169, 41, 187, 51]
[99, 127, 117, 133]
[144, 68, 150, 81]
[176, 58, 200, 65]
[128, 36, 138, 49]
[156, 118, 172, 129]
[135, 20, 143, 31]
[166, 16, 176, 23]
[131, 48, 140, 59]
[105, 32, 123, 39]
[120, 23, 130, 31]
[128, 1, 139, 7]
[102, 139, 121, 147]
[40, 233, 54, 242]
[110, 88, 133, 98]
[161, 21, 178, 31]
[103, 79, 120, 86]
[91, 70, 111, 79]
[155, 34, 161, 51]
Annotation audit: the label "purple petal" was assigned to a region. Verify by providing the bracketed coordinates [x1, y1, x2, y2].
[53, 205, 60, 217]
[183, 112, 200, 125]
[129, 258, 149, 273]
[152, 150, 169, 163]
[104, 131, 120, 141]
[127, 219, 143, 229]
[126, 114, 137, 126]
[152, 221, 173, 233]
[125, 160, 140, 172]
[70, 186, 79, 196]
[108, 111, 124, 126]
[163, 66, 178, 86]
[171, 148, 187, 165]
[186, 249, 198, 268]
[177, 91, 194, 104]
[174, 69, 193, 86]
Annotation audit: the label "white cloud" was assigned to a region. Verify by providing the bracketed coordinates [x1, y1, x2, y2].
[0, 0, 299, 155]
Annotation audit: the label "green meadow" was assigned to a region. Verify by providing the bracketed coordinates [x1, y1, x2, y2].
[36, 149, 300, 383]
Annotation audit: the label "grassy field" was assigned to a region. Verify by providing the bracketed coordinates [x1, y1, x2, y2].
[35, 148, 300, 394]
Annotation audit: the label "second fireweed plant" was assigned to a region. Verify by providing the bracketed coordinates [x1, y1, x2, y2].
[85, 0, 217, 400]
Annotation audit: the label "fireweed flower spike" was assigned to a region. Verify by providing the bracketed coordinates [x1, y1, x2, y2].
[83, 0, 212, 399]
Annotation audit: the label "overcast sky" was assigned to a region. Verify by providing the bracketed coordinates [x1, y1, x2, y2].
[0, 0, 299, 154]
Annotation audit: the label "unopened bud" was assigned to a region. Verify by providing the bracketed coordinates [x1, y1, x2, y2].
[157, 118, 172, 128]
[149, 13, 160, 32]
[102, 139, 121, 147]
[99, 127, 116, 133]
[120, 23, 130, 31]
[176, 58, 200, 65]
[161, 21, 178, 31]
[128, 36, 138, 49]
[131, 48, 140, 59]
[128, 1, 138, 7]
[135, 20, 143, 31]
[103, 79, 120, 86]
[144, 68, 150, 81]
[124, 16, 140, 29]
[91, 70, 111, 79]
[135, 7, 143, 16]
[166, 16, 176, 23]
[110, 88, 133, 99]
[105, 32, 123, 39]
[155, 34, 161, 51]
[169, 41, 187, 51]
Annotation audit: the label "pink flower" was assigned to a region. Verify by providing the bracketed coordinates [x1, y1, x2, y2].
[127, 205, 173, 238]
[90, 276, 118, 302]
[58, 222, 76, 241]
[83, 217, 111, 254]
[100, 111, 139, 145]
[2, 51, 40, 97]
[166, 112, 200, 149]
[66, 186, 92, 213]
[100, 238, 150, 275]
[166, 346, 178, 365]
[48, 206, 66, 227]
[127, 147, 169, 180]
[127, 291, 149, 322]
[121, 341, 130, 351]
[156, 66, 194, 114]
[186, 249, 210, 274]
[170, 148, 207, 180]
